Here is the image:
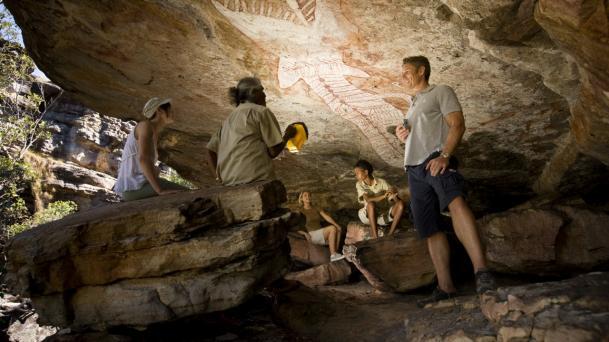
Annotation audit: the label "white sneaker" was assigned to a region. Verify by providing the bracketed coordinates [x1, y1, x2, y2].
[331, 253, 345, 262]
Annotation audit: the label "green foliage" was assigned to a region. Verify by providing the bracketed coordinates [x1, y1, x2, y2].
[0, 156, 32, 229]
[161, 168, 196, 190]
[7, 201, 77, 237]
[0, 3, 20, 44]
[0, 6, 64, 231]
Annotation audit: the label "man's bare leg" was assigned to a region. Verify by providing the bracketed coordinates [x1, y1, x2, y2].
[366, 202, 379, 238]
[447, 196, 486, 272]
[427, 232, 456, 293]
[388, 200, 405, 235]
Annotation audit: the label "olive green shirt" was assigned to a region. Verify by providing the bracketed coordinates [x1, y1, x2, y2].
[207, 102, 283, 186]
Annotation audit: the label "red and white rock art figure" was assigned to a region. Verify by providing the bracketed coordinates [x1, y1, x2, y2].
[213, 0, 404, 166]
[279, 52, 404, 165]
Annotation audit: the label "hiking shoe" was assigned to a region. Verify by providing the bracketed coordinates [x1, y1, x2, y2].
[330, 253, 345, 262]
[416, 287, 456, 308]
[475, 270, 496, 294]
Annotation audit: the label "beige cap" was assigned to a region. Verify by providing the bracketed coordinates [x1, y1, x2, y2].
[143, 97, 171, 119]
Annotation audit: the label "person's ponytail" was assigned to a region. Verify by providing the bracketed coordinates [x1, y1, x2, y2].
[228, 86, 240, 106]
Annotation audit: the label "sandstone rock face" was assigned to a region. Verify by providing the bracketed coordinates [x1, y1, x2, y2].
[405, 272, 609, 341]
[6, 0, 609, 212]
[343, 231, 435, 292]
[479, 204, 609, 275]
[28, 90, 134, 209]
[481, 272, 609, 341]
[38, 94, 134, 177]
[285, 260, 351, 287]
[5, 181, 291, 331]
[26, 153, 120, 209]
[535, 0, 609, 166]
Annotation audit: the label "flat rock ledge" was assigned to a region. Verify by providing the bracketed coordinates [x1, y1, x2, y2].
[405, 272, 609, 341]
[481, 272, 609, 341]
[5, 180, 293, 331]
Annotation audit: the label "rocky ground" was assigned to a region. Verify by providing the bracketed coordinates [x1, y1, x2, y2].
[4, 272, 608, 341]
[1, 180, 607, 341]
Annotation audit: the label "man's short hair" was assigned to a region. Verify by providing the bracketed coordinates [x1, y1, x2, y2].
[354, 159, 374, 176]
[403, 55, 431, 81]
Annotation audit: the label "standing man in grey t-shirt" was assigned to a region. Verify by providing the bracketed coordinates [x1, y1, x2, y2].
[395, 56, 495, 307]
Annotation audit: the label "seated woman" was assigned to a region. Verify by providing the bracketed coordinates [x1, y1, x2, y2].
[298, 191, 345, 262]
[205, 77, 296, 186]
[114, 97, 186, 201]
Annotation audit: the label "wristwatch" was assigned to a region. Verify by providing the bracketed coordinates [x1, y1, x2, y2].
[440, 152, 450, 159]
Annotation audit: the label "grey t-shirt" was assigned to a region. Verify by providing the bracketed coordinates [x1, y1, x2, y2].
[403, 84, 462, 166]
[207, 102, 283, 186]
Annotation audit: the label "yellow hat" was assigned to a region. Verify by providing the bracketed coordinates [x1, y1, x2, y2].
[287, 122, 308, 153]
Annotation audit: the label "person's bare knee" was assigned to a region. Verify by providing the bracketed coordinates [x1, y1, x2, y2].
[448, 196, 467, 213]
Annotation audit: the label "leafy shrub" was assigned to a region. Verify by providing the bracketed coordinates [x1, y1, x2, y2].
[7, 200, 77, 238]
[161, 168, 196, 190]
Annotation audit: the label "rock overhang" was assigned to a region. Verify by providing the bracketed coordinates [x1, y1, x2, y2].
[5, 0, 609, 213]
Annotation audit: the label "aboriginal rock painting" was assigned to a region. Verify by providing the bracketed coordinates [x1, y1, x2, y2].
[213, 0, 404, 166]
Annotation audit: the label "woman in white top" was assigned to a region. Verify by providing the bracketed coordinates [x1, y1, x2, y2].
[114, 97, 185, 201]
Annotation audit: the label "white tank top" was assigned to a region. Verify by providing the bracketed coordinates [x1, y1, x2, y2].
[113, 128, 157, 195]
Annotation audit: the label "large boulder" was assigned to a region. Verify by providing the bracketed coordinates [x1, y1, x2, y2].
[479, 204, 609, 275]
[5, 180, 292, 331]
[343, 231, 435, 292]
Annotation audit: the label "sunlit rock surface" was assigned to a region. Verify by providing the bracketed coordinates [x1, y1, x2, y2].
[5, 0, 609, 213]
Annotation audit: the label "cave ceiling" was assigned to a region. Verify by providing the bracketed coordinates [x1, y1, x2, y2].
[5, 0, 609, 212]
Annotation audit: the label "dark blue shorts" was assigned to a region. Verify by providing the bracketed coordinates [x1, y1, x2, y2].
[407, 152, 465, 239]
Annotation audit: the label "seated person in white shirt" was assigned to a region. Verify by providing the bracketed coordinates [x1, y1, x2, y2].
[354, 159, 405, 239]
